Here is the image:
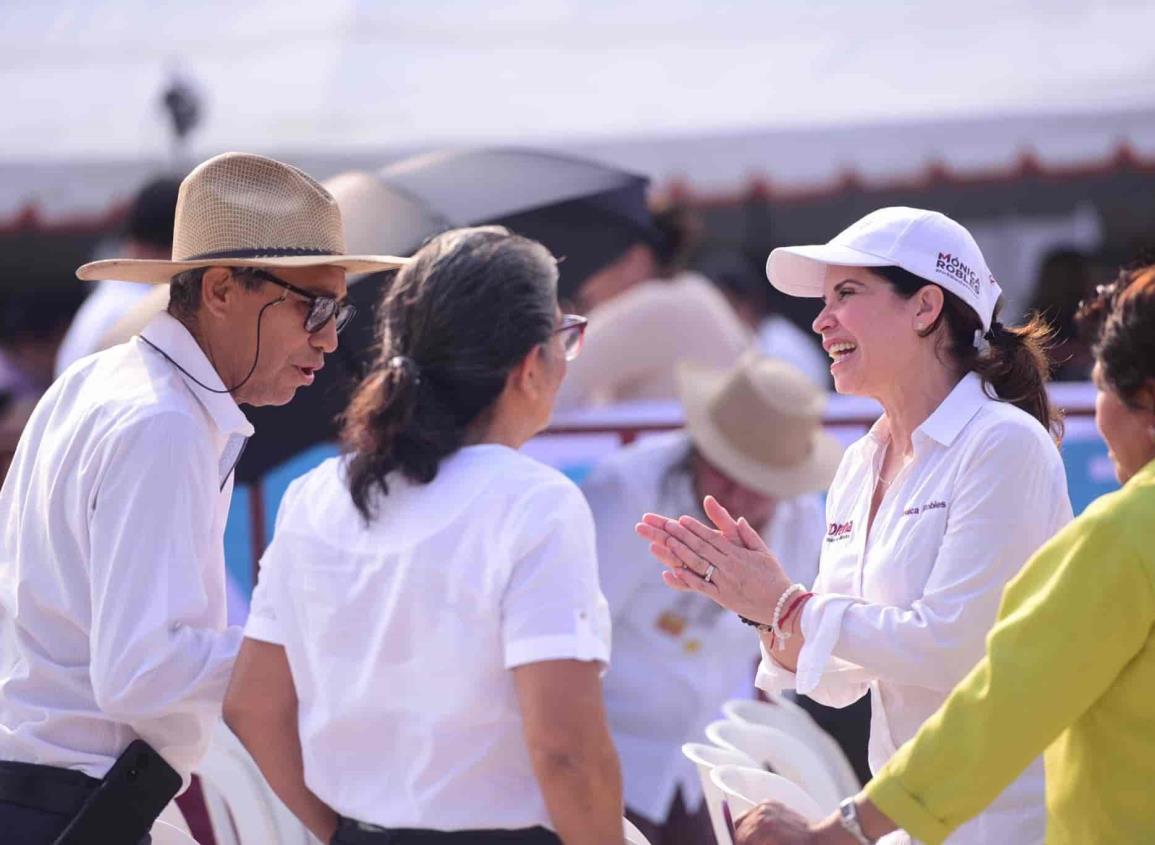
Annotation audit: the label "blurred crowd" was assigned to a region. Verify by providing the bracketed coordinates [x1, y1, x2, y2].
[0, 171, 1104, 485]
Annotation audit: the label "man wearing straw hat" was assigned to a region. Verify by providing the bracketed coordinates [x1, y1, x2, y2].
[580, 353, 841, 844]
[0, 152, 406, 842]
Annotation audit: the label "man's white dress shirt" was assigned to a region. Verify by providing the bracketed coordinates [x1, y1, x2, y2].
[582, 432, 825, 822]
[0, 312, 249, 780]
[758, 373, 1072, 844]
[245, 445, 611, 832]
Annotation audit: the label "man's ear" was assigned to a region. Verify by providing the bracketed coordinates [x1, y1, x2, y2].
[200, 267, 237, 319]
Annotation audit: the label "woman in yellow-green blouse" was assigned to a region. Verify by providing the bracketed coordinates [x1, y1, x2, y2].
[736, 263, 1155, 845]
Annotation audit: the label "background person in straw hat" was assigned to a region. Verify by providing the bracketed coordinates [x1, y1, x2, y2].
[580, 354, 839, 845]
[0, 152, 406, 843]
[638, 207, 1074, 844]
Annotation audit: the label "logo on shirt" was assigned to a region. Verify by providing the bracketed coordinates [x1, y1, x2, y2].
[901, 500, 948, 517]
[825, 520, 854, 542]
[935, 252, 981, 295]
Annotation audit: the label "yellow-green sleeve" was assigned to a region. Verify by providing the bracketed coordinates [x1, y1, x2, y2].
[862, 504, 1154, 844]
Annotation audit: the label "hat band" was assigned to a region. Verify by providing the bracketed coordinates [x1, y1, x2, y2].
[183, 247, 338, 261]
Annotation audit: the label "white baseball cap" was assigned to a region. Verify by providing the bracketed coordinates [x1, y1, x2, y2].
[766, 207, 1002, 332]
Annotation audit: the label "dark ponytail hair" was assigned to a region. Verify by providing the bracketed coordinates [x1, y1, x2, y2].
[339, 226, 558, 522]
[872, 266, 1063, 440]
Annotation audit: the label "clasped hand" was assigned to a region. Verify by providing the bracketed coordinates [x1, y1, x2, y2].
[634, 494, 792, 624]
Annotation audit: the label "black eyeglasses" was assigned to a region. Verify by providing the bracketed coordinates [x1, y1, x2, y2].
[554, 314, 588, 361]
[243, 268, 357, 334]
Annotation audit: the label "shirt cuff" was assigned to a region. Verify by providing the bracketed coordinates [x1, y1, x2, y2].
[755, 639, 798, 693]
[503, 632, 610, 670]
[864, 770, 953, 845]
[242, 613, 284, 645]
[796, 592, 861, 694]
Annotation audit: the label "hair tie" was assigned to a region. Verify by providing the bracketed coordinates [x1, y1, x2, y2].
[387, 355, 422, 385]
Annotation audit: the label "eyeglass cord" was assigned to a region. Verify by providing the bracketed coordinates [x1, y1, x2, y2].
[138, 295, 285, 394]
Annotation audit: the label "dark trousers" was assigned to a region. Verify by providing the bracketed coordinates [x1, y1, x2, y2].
[331, 817, 562, 844]
[0, 761, 150, 845]
[794, 692, 873, 786]
[626, 790, 714, 845]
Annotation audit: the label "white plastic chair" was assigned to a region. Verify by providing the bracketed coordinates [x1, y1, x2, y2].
[623, 816, 652, 844]
[195, 722, 319, 845]
[682, 742, 761, 845]
[156, 801, 192, 835]
[711, 764, 824, 843]
[723, 697, 861, 795]
[706, 719, 842, 813]
[150, 820, 200, 845]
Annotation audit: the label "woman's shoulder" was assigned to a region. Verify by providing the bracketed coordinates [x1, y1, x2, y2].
[1078, 471, 1155, 551]
[282, 455, 345, 504]
[966, 395, 1061, 459]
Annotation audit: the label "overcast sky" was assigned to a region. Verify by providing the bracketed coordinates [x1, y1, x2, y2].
[4, 0, 1155, 160]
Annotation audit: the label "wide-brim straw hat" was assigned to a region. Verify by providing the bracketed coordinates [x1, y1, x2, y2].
[677, 354, 842, 499]
[77, 152, 410, 284]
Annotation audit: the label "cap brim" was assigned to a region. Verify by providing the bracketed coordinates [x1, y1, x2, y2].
[766, 243, 895, 298]
[676, 364, 841, 498]
[76, 254, 411, 285]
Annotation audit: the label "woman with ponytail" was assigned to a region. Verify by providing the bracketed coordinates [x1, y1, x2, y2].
[223, 227, 624, 845]
[638, 208, 1073, 843]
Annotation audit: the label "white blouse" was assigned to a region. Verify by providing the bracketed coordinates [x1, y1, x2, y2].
[758, 373, 1072, 844]
[246, 445, 611, 832]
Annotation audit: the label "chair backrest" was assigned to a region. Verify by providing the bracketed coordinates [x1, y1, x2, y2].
[705, 719, 842, 813]
[156, 801, 193, 835]
[682, 742, 760, 845]
[710, 764, 824, 823]
[723, 696, 861, 795]
[150, 820, 201, 845]
[623, 816, 651, 845]
[195, 723, 319, 845]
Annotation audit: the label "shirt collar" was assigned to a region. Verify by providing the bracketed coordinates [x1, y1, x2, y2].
[1127, 456, 1155, 490]
[916, 371, 987, 448]
[865, 371, 987, 451]
[138, 311, 255, 438]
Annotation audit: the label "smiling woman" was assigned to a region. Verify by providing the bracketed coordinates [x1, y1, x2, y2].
[732, 256, 1155, 845]
[637, 207, 1072, 844]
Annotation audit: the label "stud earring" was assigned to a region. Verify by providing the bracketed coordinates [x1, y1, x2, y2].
[915, 323, 925, 332]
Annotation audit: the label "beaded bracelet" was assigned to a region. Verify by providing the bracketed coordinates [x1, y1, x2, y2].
[770, 584, 806, 650]
[779, 591, 813, 629]
[737, 584, 808, 640]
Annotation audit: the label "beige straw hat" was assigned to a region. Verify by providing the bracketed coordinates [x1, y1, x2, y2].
[77, 152, 410, 284]
[677, 354, 842, 498]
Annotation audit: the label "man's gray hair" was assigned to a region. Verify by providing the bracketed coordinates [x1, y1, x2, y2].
[167, 267, 265, 321]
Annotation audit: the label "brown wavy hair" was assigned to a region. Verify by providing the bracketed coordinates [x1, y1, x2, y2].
[1075, 263, 1155, 406]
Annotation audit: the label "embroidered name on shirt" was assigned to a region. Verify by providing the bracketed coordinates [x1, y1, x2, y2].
[826, 521, 854, 542]
[902, 500, 948, 517]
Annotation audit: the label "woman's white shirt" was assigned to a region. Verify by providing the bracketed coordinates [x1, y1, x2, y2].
[757, 373, 1072, 844]
[245, 445, 611, 832]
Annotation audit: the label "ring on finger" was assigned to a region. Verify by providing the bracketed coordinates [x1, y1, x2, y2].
[703, 563, 717, 584]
